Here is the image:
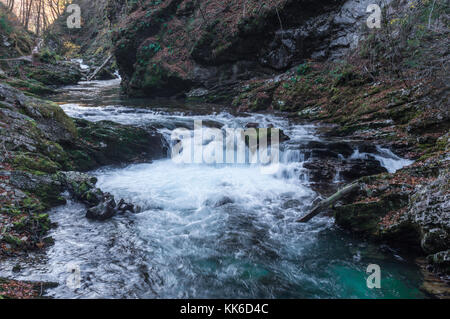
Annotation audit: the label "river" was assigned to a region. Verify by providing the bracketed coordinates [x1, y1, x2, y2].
[0, 79, 425, 298]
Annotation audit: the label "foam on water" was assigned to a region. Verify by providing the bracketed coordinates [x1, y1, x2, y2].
[350, 146, 414, 173]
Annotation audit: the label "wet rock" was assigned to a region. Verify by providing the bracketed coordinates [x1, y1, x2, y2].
[340, 157, 387, 181]
[204, 196, 235, 208]
[86, 193, 117, 221]
[72, 118, 168, 170]
[301, 141, 355, 160]
[304, 160, 336, 184]
[80, 188, 104, 207]
[117, 199, 136, 214]
[332, 149, 449, 261]
[55, 171, 99, 203]
[85, 194, 137, 220]
[186, 88, 209, 98]
[214, 196, 234, 208]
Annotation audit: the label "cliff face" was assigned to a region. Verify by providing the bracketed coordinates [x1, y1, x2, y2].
[110, 0, 385, 97]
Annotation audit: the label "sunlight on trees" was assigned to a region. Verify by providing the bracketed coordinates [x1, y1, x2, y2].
[1, 0, 71, 35]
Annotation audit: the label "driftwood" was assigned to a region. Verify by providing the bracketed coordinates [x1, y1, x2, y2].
[87, 54, 113, 81]
[296, 182, 360, 223]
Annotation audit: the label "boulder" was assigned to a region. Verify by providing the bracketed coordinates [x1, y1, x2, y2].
[86, 193, 117, 221]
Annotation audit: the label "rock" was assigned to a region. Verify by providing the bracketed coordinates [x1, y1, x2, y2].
[4, 170, 65, 207]
[55, 171, 98, 203]
[186, 88, 209, 98]
[112, 0, 391, 98]
[427, 250, 450, 274]
[332, 150, 449, 259]
[304, 160, 336, 184]
[340, 157, 387, 181]
[72, 118, 168, 170]
[80, 188, 104, 207]
[422, 229, 449, 255]
[86, 193, 117, 221]
[27, 62, 82, 86]
[117, 199, 136, 214]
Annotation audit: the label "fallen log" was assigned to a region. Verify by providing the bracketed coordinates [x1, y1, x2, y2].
[87, 54, 113, 81]
[296, 182, 360, 223]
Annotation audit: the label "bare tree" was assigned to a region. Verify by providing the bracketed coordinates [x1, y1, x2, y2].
[4, 0, 70, 34]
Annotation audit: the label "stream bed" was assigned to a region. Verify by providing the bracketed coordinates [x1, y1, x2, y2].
[0, 79, 426, 298]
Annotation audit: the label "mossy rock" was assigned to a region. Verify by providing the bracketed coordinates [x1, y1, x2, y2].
[27, 66, 82, 86]
[5, 78, 54, 95]
[11, 152, 61, 174]
[129, 62, 191, 97]
[72, 118, 167, 169]
[334, 192, 409, 237]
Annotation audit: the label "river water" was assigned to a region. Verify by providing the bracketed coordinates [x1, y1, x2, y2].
[0, 79, 425, 298]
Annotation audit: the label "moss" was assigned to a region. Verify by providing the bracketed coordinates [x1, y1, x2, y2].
[142, 63, 167, 89]
[5, 78, 54, 95]
[38, 48, 60, 64]
[2, 235, 24, 248]
[1, 204, 21, 216]
[33, 181, 66, 209]
[11, 152, 61, 174]
[31, 100, 78, 138]
[12, 216, 27, 230]
[33, 213, 51, 233]
[67, 149, 95, 171]
[39, 141, 72, 170]
[435, 135, 449, 152]
[21, 196, 45, 213]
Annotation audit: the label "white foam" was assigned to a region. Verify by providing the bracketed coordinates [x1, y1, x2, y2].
[350, 146, 414, 173]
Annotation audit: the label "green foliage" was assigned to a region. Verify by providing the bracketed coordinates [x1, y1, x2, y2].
[296, 63, 311, 75]
[38, 48, 60, 64]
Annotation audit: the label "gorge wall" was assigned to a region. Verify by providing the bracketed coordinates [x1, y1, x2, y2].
[109, 0, 388, 98]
